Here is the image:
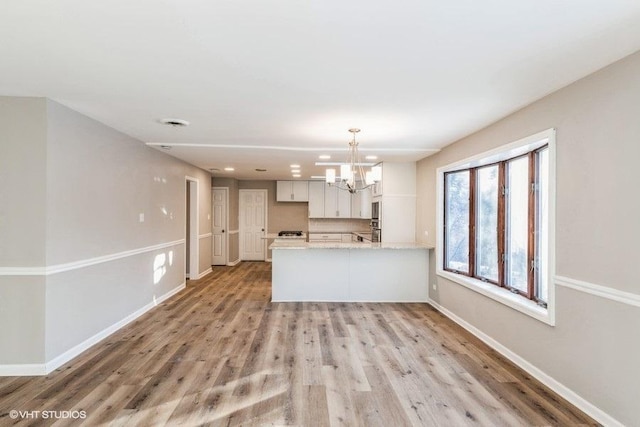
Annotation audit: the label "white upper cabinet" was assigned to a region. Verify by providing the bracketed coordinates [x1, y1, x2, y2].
[276, 181, 309, 202]
[308, 181, 325, 218]
[324, 185, 351, 218]
[351, 187, 372, 219]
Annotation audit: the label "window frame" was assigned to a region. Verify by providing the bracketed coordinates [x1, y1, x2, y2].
[436, 129, 556, 325]
[443, 170, 472, 276]
[474, 162, 500, 285]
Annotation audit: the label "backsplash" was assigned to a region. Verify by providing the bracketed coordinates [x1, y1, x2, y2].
[308, 218, 371, 233]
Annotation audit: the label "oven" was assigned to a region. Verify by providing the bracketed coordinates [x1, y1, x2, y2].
[371, 201, 381, 242]
[371, 227, 381, 243]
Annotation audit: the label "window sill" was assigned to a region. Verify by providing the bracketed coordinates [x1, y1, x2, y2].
[436, 269, 554, 325]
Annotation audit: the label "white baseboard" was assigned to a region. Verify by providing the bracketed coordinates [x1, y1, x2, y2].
[196, 267, 212, 280]
[427, 300, 622, 427]
[0, 282, 186, 377]
[227, 258, 241, 267]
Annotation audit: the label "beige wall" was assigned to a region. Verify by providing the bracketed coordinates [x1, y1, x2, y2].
[239, 180, 308, 259]
[213, 179, 309, 261]
[416, 51, 640, 425]
[238, 180, 309, 234]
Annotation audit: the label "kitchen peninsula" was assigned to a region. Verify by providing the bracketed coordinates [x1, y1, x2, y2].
[270, 240, 431, 302]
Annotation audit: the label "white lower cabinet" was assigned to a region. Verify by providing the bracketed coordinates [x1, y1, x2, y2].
[308, 233, 342, 243]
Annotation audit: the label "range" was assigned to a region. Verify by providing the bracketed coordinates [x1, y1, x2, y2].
[278, 231, 303, 237]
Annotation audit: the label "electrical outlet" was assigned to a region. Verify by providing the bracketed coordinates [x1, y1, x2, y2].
[139, 213, 144, 223]
[432, 284, 437, 290]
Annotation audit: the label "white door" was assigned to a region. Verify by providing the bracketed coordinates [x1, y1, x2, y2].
[240, 189, 267, 261]
[212, 187, 227, 265]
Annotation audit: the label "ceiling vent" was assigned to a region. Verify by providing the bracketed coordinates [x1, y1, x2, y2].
[159, 118, 190, 127]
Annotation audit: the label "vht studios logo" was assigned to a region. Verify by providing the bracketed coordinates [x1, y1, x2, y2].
[9, 410, 87, 420]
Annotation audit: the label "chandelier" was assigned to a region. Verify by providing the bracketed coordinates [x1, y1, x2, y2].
[324, 128, 382, 194]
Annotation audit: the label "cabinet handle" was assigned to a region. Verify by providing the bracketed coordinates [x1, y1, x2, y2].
[336, 210, 339, 217]
[291, 193, 294, 200]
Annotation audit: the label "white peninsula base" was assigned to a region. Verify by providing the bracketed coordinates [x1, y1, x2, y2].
[270, 242, 430, 302]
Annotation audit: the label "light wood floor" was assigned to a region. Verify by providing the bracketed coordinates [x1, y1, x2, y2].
[1, 262, 598, 426]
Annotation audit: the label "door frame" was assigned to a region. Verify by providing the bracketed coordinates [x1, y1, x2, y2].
[185, 176, 199, 279]
[239, 189, 268, 261]
[212, 187, 229, 266]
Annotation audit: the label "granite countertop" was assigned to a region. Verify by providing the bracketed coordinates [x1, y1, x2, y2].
[308, 230, 370, 234]
[269, 241, 433, 250]
[262, 233, 307, 239]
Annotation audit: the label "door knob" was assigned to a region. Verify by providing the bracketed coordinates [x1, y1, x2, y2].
[222, 230, 225, 233]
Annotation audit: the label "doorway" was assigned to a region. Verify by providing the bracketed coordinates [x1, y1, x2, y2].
[185, 177, 199, 279]
[212, 187, 228, 265]
[239, 189, 267, 261]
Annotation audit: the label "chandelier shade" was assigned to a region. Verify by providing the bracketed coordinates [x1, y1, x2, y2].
[324, 128, 381, 193]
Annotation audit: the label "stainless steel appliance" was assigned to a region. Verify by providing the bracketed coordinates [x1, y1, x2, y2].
[278, 231, 303, 237]
[371, 201, 380, 221]
[371, 227, 381, 242]
[371, 201, 381, 242]
[275, 231, 306, 242]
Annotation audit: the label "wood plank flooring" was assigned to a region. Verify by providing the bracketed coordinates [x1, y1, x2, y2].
[0, 262, 598, 426]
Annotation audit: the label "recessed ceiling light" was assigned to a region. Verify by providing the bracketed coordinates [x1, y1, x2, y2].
[291, 169, 301, 173]
[224, 167, 235, 172]
[290, 164, 300, 168]
[292, 174, 301, 178]
[365, 155, 378, 160]
[319, 155, 331, 160]
[159, 118, 190, 127]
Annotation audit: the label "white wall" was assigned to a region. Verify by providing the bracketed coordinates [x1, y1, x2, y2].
[416, 51, 640, 425]
[0, 97, 47, 366]
[0, 97, 212, 372]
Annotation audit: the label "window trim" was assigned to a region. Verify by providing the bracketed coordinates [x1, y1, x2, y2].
[436, 129, 556, 326]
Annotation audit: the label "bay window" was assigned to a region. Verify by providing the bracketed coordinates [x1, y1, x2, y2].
[439, 129, 554, 320]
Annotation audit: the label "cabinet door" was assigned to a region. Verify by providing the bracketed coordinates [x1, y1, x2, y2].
[337, 187, 351, 218]
[324, 185, 339, 218]
[350, 187, 372, 218]
[308, 181, 325, 218]
[276, 181, 292, 201]
[292, 181, 309, 201]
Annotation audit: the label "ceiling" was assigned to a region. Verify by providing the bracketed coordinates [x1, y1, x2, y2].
[2, 1, 640, 180]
